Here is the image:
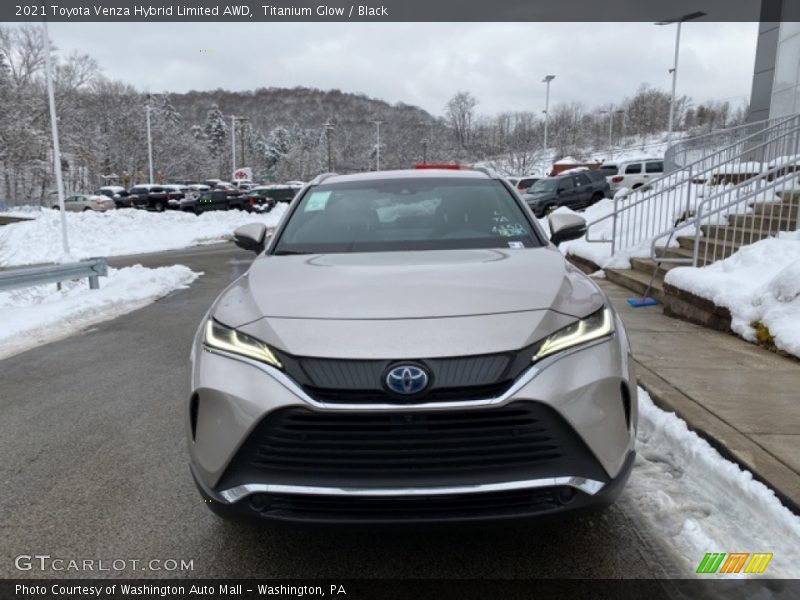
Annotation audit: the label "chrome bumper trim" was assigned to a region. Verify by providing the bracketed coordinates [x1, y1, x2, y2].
[217, 476, 606, 504]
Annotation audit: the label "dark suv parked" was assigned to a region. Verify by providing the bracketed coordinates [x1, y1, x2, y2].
[128, 185, 170, 212]
[523, 170, 610, 218]
[181, 190, 246, 214]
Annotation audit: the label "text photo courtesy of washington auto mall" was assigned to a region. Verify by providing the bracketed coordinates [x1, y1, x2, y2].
[1, 0, 800, 599]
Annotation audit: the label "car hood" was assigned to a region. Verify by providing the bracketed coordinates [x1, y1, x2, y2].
[215, 245, 600, 316]
[210, 248, 605, 359]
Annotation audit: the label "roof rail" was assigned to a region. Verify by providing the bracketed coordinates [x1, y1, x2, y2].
[470, 165, 501, 179]
[309, 172, 338, 185]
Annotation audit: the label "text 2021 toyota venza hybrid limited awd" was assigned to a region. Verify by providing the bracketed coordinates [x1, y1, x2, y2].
[188, 167, 637, 524]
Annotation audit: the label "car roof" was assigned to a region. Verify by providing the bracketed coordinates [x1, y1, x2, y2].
[319, 169, 491, 185]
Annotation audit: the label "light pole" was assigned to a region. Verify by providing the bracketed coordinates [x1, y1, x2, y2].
[231, 115, 237, 178]
[421, 137, 429, 163]
[145, 97, 154, 184]
[656, 11, 706, 147]
[324, 122, 335, 171]
[372, 120, 382, 171]
[542, 75, 555, 175]
[42, 21, 69, 256]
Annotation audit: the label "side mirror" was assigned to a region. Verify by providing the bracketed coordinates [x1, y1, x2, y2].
[549, 212, 587, 246]
[556, 187, 565, 194]
[233, 223, 267, 254]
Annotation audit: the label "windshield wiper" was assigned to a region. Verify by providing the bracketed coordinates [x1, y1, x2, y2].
[273, 250, 312, 255]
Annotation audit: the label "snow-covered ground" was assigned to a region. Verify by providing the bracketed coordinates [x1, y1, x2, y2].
[632, 389, 800, 578]
[0, 206, 286, 267]
[0, 264, 199, 359]
[664, 231, 800, 359]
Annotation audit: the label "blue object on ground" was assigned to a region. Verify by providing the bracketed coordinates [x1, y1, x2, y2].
[627, 297, 659, 307]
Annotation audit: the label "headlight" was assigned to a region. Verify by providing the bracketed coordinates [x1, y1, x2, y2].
[532, 307, 614, 362]
[203, 319, 283, 369]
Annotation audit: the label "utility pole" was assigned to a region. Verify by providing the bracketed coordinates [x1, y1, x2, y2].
[42, 20, 69, 256]
[145, 97, 154, 184]
[231, 115, 237, 179]
[656, 11, 706, 147]
[422, 137, 429, 163]
[324, 122, 335, 171]
[542, 75, 555, 175]
[239, 117, 248, 169]
[372, 120, 382, 171]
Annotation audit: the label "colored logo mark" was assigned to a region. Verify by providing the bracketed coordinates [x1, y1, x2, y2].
[696, 552, 773, 574]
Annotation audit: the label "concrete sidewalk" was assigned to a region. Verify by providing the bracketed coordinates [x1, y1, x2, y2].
[598, 278, 800, 513]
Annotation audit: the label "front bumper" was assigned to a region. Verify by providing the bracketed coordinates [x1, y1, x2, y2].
[188, 322, 637, 524]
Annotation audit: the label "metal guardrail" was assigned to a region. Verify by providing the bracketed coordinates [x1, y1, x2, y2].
[0, 258, 108, 292]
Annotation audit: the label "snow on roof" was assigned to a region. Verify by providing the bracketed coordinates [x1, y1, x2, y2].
[554, 156, 579, 165]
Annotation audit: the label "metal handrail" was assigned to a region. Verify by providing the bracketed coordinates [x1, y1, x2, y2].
[0, 258, 108, 291]
[585, 114, 800, 256]
[664, 114, 796, 172]
[648, 156, 800, 268]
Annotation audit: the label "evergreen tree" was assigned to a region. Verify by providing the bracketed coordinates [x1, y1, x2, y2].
[203, 104, 227, 159]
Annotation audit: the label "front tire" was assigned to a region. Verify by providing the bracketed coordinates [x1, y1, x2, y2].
[154, 201, 165, 212]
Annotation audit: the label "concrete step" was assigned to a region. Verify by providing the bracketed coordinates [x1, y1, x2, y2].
[654, 245, 695, 261]
[776, 189, 800, 203]
[700, 225, 777, 244]
[727, 213, 797, 231]
[750, 202, 799, 220]
[677, 235, 743, 261]
[605, 267, 667, 303]
[629, 256, 683, 278]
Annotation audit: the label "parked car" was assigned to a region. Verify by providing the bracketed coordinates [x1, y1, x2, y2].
[242, 189, 278, 213]
[162, 184, 191, 209]
[523, 171, 610, 217]
[97, 185, 132, 208]
[128, 185, 170, 212]
[181, 189, 246, 214]
[189, 167, 636, 524]
[52, 194, 116, 212]
[516, 176, 540, 194]
[604, 158, 664, 193]
[252, 183, 302, 204]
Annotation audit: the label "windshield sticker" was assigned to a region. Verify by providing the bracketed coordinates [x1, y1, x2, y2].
[508, 241, 525, 249]
[494, 223, 528, 237]
[304, 191, 331, 212]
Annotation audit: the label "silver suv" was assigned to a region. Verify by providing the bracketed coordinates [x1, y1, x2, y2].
[188, 168, 637, 524]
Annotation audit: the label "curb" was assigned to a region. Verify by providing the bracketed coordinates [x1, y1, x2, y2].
[635, 361, 800, 516]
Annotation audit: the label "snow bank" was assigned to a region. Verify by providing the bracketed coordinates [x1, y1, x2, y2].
[665, 231, 800, 358]
[0, 206, 286, 267]
[631, 388, 800, 578]
[0, 264, 199, 359]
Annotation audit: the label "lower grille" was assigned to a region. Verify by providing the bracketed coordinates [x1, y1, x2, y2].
[217, 401, 608, 490]
[246, 487, 577, 521]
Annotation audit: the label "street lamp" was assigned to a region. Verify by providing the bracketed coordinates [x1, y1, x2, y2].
[599, 107, 626, 159]
[42, 21, 69, 256]
[421, 137, 429, 163]
[655, 11, 706, 147]
[542, 75, 555, 175]
[324, 122, 335, 171]
[372, 120, 382, 171]
[145, 95, 154, 184]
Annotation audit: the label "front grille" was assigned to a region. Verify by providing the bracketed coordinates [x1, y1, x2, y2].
[217, 401, 608, 490]
[274, 346, 538, 405]
[246, 487, 577, 521]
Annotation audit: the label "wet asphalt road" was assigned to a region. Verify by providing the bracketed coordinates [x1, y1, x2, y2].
[1, 243, 681, 580]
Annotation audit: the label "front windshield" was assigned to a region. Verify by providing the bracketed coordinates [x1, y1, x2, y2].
[529, 179, 557, 193]
[273, 177, 541, 254]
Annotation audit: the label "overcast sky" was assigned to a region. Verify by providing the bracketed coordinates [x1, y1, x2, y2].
[47, 22, 758, 117]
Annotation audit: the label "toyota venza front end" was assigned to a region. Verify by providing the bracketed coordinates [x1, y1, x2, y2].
[188, 168, 637, 524]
